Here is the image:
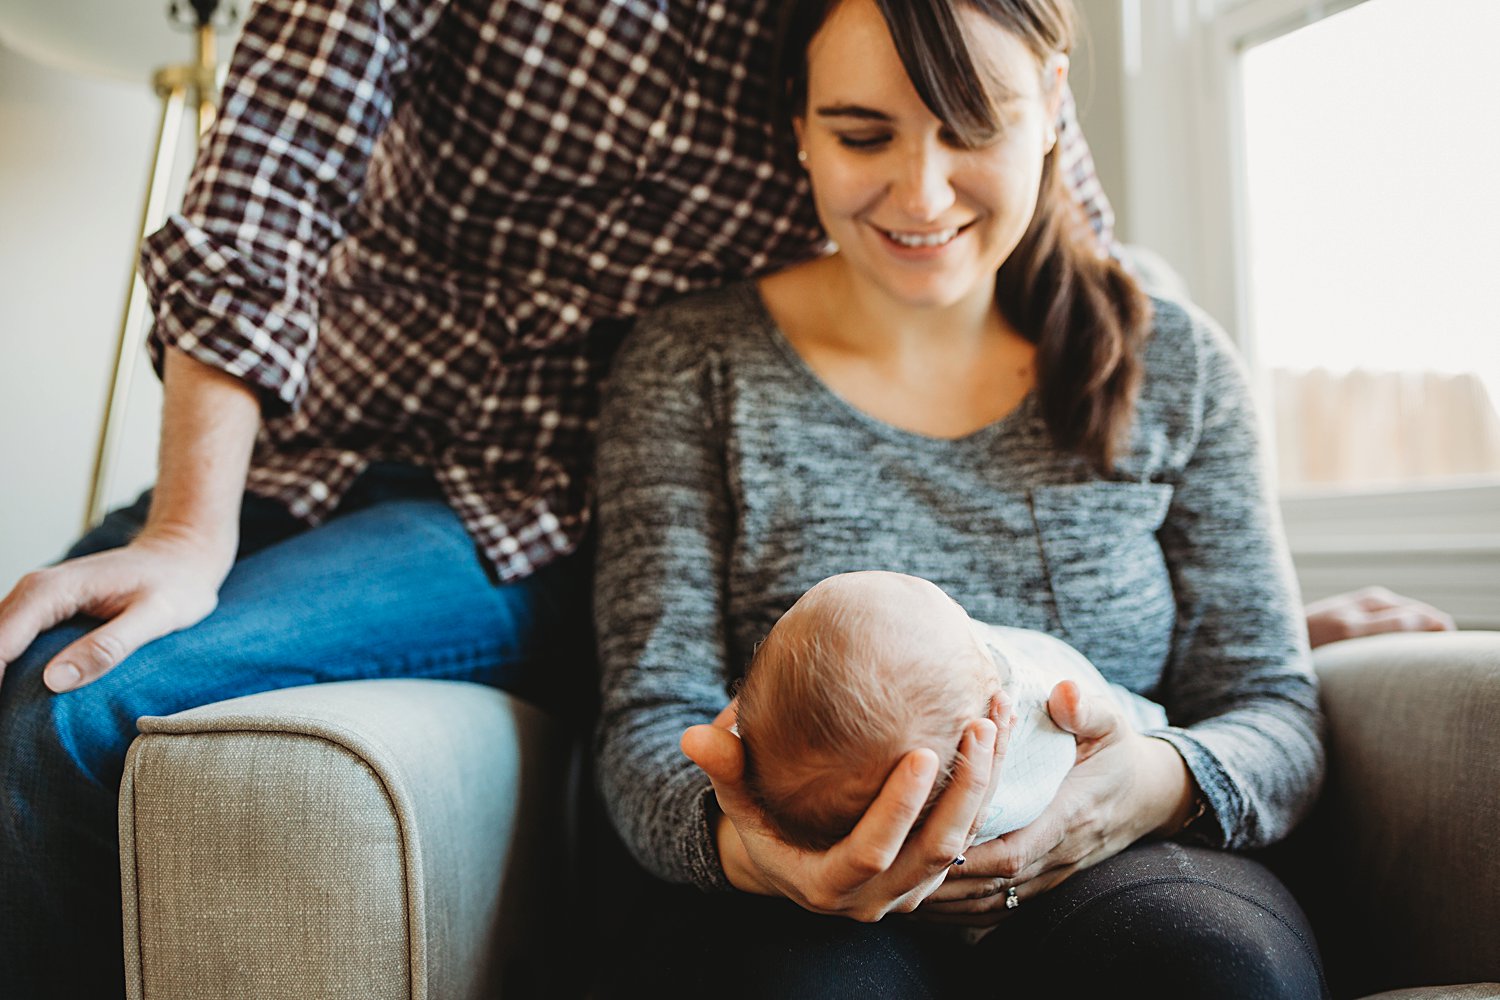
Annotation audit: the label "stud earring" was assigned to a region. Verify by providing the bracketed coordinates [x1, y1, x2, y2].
[1044, 126, 1057, 152]
[797, 148, 808, 165]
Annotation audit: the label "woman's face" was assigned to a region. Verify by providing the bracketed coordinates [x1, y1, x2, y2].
[794, 0, 1061, 313]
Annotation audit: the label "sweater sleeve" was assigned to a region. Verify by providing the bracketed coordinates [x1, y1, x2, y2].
[593, 310, 738, 891]
[141, 0, 449, 412]
[1146, 309, 1325, 849]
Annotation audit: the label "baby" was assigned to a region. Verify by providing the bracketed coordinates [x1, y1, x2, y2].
[736, 571, 1167, 852]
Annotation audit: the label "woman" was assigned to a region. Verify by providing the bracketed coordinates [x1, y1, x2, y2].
[593, 0, 1326, 995]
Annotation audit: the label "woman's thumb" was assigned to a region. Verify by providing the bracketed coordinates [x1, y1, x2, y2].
[1047, 680, 1118, 742]
[682, 723, 745, 784]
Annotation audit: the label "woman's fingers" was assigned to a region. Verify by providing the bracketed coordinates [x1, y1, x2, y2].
[914, 861, 1078, 922]
[890, 720, 997, 877]
[919, 803, 1063, 901]
[979, 815, 1066, 884]
[921, 872, 1011, 903]
[965, 692, 1016, 841]
[918, 825, 1095, 923]
[921, 686, 1128, 907]
[834, 747, 941, 886]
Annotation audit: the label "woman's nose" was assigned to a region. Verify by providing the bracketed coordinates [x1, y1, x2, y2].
[890, 143, 957, 221]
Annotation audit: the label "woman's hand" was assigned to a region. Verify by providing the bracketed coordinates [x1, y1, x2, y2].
[0, 525, 234, 693]
[681, 695, 1014, 923]
[915, 681, 1194, 925]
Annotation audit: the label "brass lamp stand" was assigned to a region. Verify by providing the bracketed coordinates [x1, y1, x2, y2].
[84, 0, 236, 529]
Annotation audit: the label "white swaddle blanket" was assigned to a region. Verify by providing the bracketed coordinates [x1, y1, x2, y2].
[968, 623, 1168, 843]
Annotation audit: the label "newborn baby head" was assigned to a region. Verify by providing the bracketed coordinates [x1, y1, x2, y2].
[737, 571, 999, 851]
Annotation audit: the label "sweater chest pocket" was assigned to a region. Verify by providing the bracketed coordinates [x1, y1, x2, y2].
[1030, 483, 1176, 681]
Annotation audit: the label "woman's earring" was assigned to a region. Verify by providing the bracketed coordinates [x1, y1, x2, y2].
[1044, 126, 1058, 153]
[797, 148, 808, 166]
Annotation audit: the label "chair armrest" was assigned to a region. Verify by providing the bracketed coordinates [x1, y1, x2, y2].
[1313, 631, 1500, 993]
[119, 679, 572, 1000]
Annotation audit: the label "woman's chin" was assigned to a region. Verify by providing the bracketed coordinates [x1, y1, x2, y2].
[875, 280, 987, 313]
[824, 249, 994, 314]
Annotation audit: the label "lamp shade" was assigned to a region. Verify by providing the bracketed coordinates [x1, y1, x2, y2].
[0, 0, 241, 83]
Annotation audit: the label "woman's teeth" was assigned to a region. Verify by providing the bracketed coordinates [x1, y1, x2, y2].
[884, 227, 960, 248]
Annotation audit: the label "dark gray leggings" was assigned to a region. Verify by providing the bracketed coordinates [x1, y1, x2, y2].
[606, 841, 1328, 999]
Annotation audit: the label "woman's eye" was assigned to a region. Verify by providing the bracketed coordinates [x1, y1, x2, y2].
[836, 133, 890, 150]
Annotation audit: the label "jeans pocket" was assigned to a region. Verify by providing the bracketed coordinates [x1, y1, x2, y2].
[1030, 482, 1176, 683]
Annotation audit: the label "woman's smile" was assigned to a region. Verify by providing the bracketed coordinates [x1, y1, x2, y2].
[875, 221, 973, 252]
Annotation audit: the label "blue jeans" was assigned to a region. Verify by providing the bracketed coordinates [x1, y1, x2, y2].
[0, 465, 593, 1000]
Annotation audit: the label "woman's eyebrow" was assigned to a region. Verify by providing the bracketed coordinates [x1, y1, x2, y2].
[814, 104, 893, 122]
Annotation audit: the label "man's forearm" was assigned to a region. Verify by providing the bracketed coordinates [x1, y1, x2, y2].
[144, 349, 262, 556]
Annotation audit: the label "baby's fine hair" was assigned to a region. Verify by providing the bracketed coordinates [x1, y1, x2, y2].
[736, 572, 993, 851]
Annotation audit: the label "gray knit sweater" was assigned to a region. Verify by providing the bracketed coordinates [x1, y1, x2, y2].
[594, 283, 1323, 891]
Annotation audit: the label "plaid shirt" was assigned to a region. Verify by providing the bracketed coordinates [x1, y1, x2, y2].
[142, 0, 1116, 582]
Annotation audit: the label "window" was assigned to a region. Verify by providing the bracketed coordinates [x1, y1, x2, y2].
[1081, 0, 1500, 627]
[1238, 0, 1500, 494]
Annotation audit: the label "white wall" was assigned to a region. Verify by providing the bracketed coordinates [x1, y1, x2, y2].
[1071, 0, 1130, 243]
[1073, 0, 1236, 330]
[0, 43, 168, 587]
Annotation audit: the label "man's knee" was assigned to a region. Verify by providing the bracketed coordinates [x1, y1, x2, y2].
[1, 625, 152, 793]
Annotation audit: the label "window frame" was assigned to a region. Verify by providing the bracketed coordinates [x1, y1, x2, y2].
[1097, 0, 1500, 627]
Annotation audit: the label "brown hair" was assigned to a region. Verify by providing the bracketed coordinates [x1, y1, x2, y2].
[736, 573, 994, 851]
[773, 0, 1150, 471]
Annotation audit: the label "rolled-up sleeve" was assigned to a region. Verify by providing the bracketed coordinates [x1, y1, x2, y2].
[141, 0, 445, 411]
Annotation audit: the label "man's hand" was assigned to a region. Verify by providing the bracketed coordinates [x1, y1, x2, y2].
[0, 527, 233, 692]
[1305, 586, 1456, 649]
[0, 348, 259, 692]
[682, 694, 1014, 922]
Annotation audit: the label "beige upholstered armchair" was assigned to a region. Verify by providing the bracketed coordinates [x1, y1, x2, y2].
[119, 681, 579, 999]
[119, 632, 1500, 999]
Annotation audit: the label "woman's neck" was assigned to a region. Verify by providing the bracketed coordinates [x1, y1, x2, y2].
[803, 254, 1004, 361]
[757, 255, 1037, 440]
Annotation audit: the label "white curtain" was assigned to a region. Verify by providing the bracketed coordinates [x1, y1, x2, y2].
[1272, 368, 1500, 491]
